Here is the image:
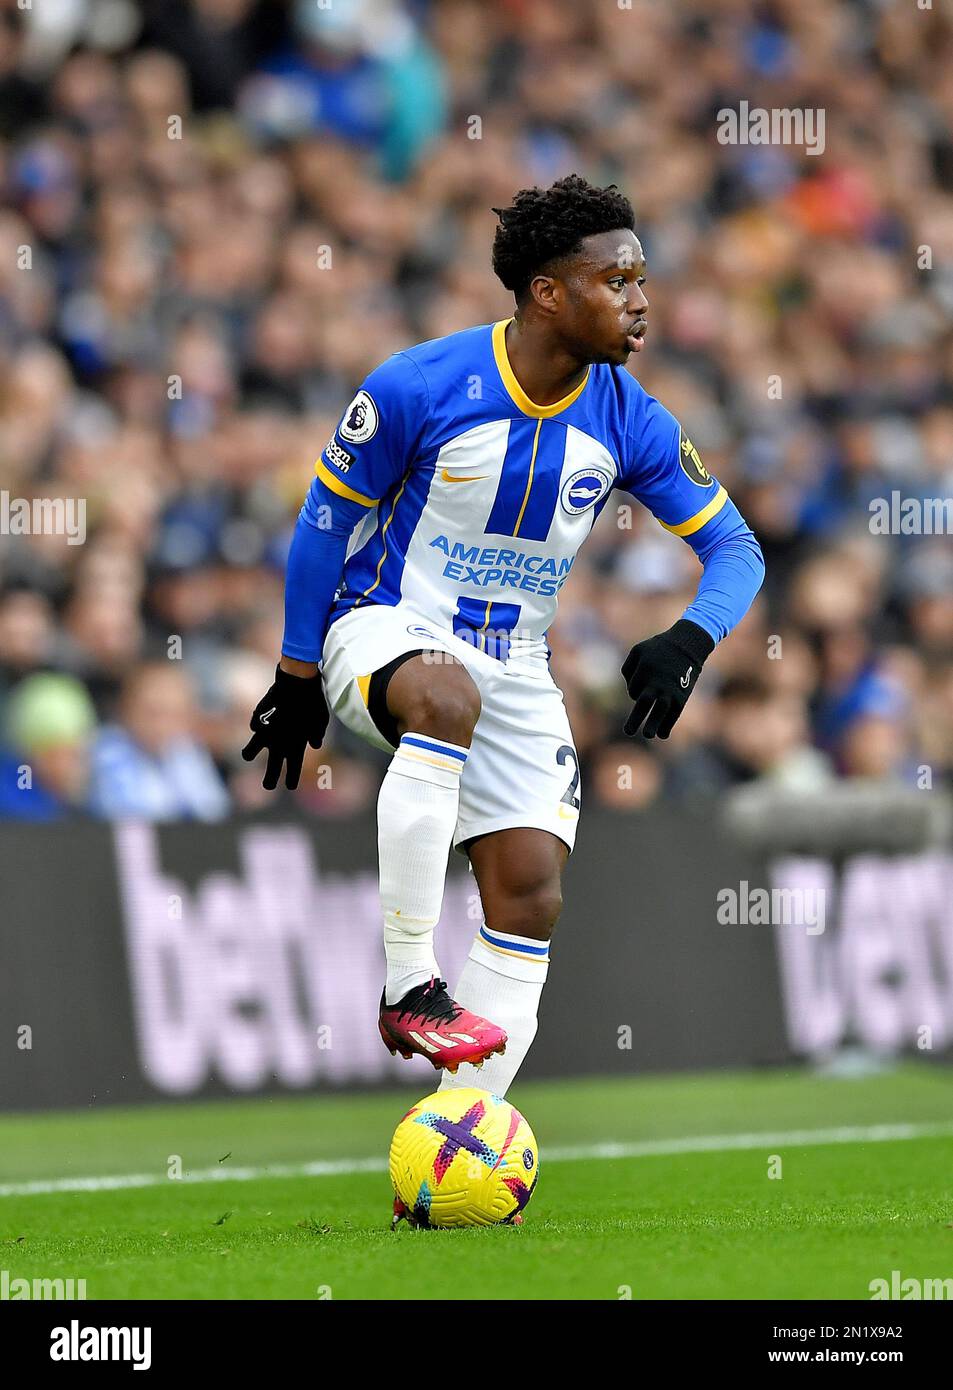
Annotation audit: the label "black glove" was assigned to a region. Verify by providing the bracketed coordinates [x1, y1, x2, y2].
[621, 619, 715, 739]
[242, 665, 330, 790]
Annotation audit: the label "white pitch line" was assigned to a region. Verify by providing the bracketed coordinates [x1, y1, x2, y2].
[544, 1120, 953, 1161]
[1, 1120, 951, 1200]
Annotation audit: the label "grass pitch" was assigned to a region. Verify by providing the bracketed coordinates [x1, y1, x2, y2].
[1, 1065, 951, 1300]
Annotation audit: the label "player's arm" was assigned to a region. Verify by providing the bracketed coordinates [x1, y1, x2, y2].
[243, 353, 429, 788]
[617, 395, 765, 739]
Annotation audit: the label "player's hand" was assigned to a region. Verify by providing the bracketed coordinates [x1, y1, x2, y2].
[242, 665, 330, 790]
[621, 619, 715, 739]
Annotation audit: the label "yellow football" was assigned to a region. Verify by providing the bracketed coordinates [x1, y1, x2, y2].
[389, 1087, 539, 1228]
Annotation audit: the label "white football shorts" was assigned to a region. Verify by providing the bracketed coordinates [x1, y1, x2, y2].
[321, 602, 580, 855]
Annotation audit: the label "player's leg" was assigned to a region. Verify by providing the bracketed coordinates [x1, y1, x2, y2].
[377, 651, 478, 1005]
[438, 658, 579, 1095]
[440, 827, 566, 1096]
[373, 652, 508, 1070]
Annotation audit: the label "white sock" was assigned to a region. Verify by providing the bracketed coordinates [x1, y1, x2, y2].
[380, 732, 469, 1006]
[439, 925, 550, 1097]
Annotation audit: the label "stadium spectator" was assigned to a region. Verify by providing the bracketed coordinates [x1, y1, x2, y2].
[0, 672, 96, 820]
[87, 661, 230, 820]
[0, 588, 59, 695]
[241, 0, 446, 181]
[667, 675, 833, 798]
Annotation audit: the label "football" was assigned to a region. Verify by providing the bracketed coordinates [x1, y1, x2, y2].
[389, 1087, 539, 1228]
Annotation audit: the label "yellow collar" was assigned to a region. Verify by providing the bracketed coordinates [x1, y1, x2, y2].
[491, 319, 590, 418]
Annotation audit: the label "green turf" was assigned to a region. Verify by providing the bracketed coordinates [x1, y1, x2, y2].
[1, 1065, 952, 1300]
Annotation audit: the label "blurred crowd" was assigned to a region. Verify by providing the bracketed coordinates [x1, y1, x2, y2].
[1, 0, 952, 823]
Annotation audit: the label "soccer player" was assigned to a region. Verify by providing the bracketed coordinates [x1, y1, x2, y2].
[243, 175, 765, 1095]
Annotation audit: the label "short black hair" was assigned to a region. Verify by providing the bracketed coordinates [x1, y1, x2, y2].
[492, 174, 635, 302]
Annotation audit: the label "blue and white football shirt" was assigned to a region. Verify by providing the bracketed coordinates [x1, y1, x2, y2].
[304, 319, 757, 661]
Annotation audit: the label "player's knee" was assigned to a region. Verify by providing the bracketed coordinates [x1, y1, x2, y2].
[400, 668, 481, 747]
[494, 875, 563, 940]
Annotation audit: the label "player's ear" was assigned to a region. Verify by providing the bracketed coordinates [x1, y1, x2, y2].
[528, 273, 559, 315]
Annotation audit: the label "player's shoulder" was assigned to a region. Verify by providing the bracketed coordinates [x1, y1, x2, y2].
[581, 363, 678, 453]
[400, 321, 494, 367]
[396, 322, 495, 393]
[587, 361, 665, 420]
[335, 325, 496, 460]
[359, 324, 494, 416]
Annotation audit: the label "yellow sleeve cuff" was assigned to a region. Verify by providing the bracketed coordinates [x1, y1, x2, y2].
[315, 457, 378, 507]
[657, 485, 728, 536]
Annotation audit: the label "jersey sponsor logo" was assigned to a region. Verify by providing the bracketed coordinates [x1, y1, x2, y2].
[559, 467, 613, 516]
[325, 437, 354, 473]
[678, 432, 714, 487]
[428, 535, 574, 596]
[338, 390, 379, 444]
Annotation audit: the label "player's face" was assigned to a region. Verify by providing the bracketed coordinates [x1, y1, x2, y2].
[559, 229, 649, 366]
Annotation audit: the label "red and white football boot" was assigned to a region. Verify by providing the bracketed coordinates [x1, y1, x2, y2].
[378, 977, 507, 1074]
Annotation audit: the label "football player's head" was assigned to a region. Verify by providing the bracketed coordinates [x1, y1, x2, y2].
[492, 174, 648, 366]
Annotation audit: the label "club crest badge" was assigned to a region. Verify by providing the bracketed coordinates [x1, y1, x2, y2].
[560, 467, 613, 516]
